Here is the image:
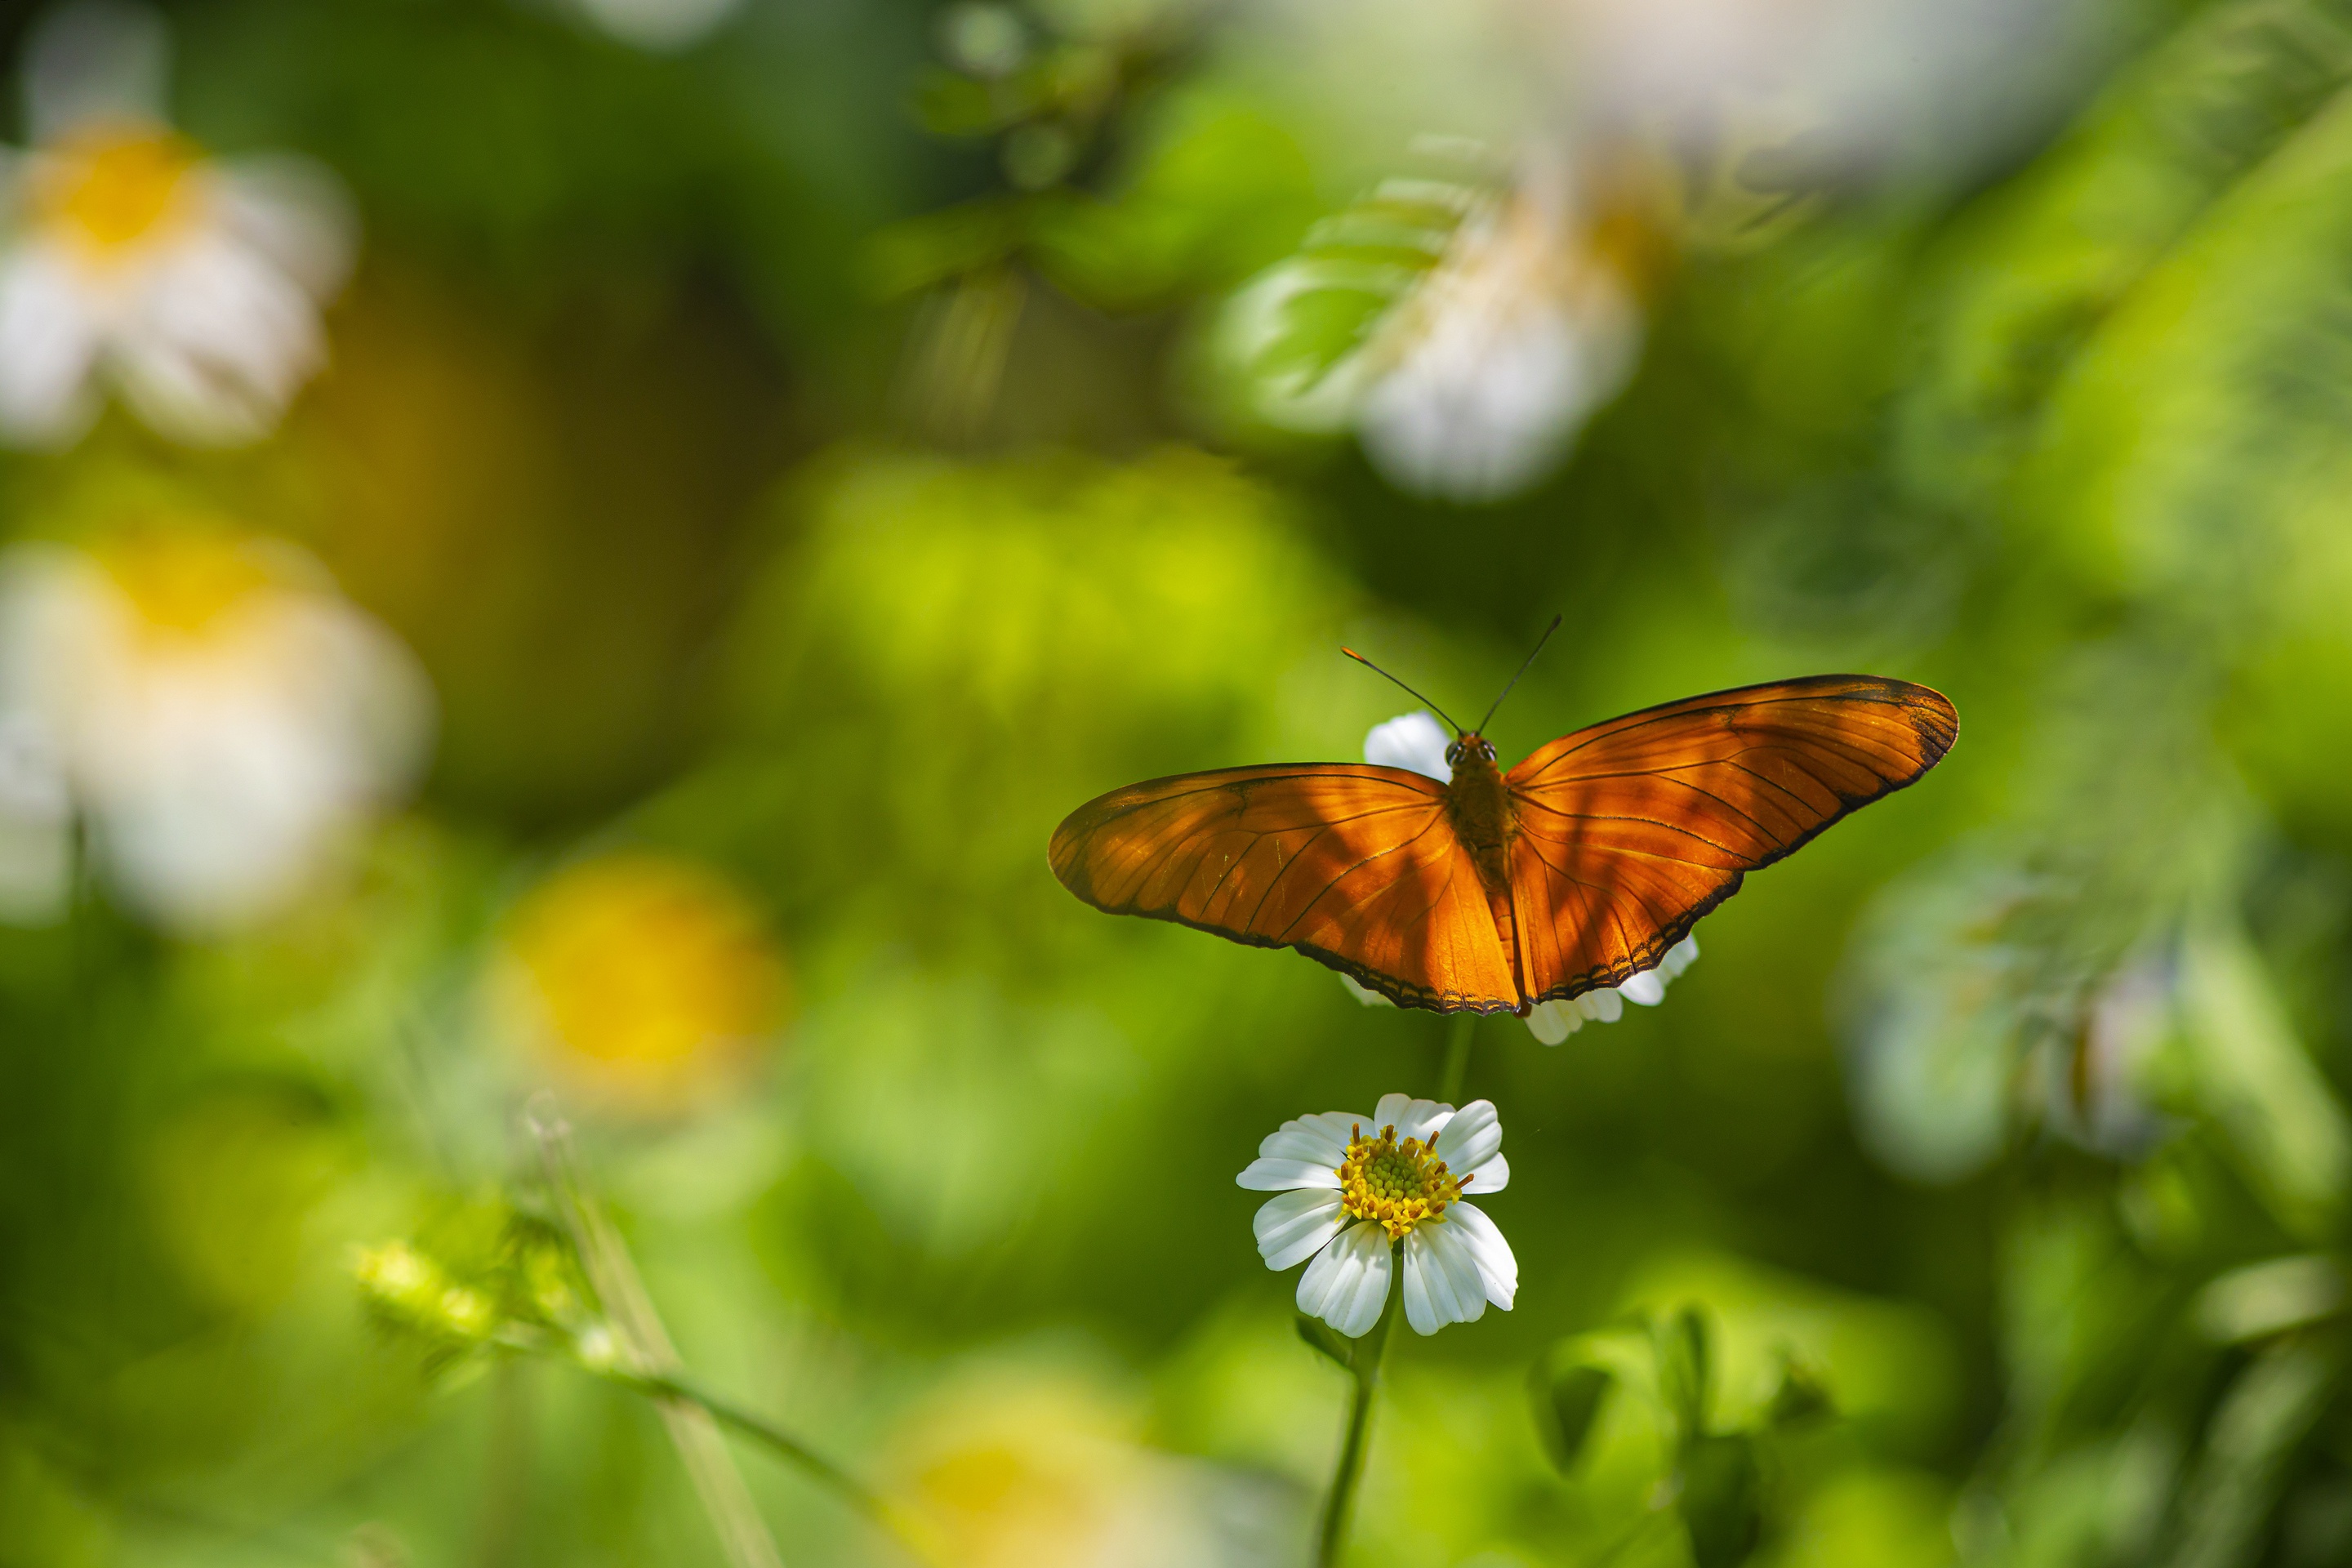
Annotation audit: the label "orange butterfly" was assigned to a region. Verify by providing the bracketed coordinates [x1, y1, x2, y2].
[1049, 625, 1957, 1016]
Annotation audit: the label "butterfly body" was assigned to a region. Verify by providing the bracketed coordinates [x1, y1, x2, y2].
[1440, 736, 1513, 895]
[1050, 674, 1957, 1018]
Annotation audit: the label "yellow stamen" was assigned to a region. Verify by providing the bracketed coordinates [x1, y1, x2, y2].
[1336, 1120, 1468, 1241]
[93, 528, 276, 639]
[30, 122, 204, 256]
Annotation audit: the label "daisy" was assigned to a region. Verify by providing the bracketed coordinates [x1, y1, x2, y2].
[1353, 179, 1642, 503]
[1348, 710, 1703, 1040]
[1239, 1093, 1517, 1337]
[0, 525, 432, 933]
[1522, 934, 1700, 1044]
[0, 2, 353, 448]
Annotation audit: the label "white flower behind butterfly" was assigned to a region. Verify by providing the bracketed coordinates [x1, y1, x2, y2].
[1239, 1093, 1517, 1337]
[1349, 709, 1699, 1041]
[1353, 181, 1642, 503]
[0, 1, 354, 448]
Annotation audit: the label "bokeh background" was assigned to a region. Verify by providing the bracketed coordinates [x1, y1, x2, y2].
[4, 0, 2352, 1563]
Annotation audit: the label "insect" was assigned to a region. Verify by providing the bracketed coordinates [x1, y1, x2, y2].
[1049, 619, 1957, 1016]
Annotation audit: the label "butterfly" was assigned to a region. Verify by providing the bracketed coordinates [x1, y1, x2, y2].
[1049, 621, 1957, 1016]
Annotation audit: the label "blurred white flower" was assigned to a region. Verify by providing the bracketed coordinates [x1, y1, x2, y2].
[573, 0, 742, 51]
[1345, 710, 1701, 1036]
[1227, 165, 1644, 502]
[1523, 934, 1699, 1045]
[1526, 0, 2109, 184]
[2041, 954, 2172, 1157]
[1239, 1093, 1516, 1338]
[1355, 178, 1641, 501]
[1363, 708, 1452, 782]
[0, 2, 354, 448]
[0, 528, 432, 932]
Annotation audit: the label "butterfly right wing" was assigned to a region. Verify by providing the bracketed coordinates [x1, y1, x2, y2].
[1049, 764, 1521, 1012]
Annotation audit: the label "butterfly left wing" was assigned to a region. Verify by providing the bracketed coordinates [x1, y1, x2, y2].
[1503, 675, 1958, 1004]
[1049, 764, 1522, 1011]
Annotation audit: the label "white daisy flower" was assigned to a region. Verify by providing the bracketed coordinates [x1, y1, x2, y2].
[1346, 710, 1703, 1037]
[0, 528, 432, 933]
[1238, 1093, 1517, 1338]
[0, 1, 354, 448]
[1523, 934, 1700, 1045]
[1354, 180, 1642, 503]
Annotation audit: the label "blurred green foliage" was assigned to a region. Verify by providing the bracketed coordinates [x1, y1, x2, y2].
[7, 0, 2352, 1566]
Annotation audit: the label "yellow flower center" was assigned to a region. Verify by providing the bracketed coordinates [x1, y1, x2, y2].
[94, 529, 276, 640]
[31, 123, 203, 256]
[1337, 1122, 1469, 1240]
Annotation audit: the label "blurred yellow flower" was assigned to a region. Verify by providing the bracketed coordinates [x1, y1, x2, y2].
[0, 520, 433, 931]
[0, 2, 354, 447]
[891, 1367, 1275, 1568]
[491, 853, 788, 1117]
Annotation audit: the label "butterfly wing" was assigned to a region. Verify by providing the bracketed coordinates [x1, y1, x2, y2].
[1049, 764, 1521, 1012]
[1503, 675, 1958, 1004]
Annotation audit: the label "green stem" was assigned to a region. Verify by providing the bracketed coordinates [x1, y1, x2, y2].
[1314, 1271, 1400, 1568]
[1438, 1012, 1475, 1105]
[594, 1363, 920, 1548]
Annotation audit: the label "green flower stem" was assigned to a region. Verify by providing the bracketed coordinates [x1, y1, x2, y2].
[1315, 1276, 1401, 1568]
[590, 1361, 935, 1561]
[1438, 1012, 1475, 1105]
[529, 1101, 785, 1568]
[527, 1098, 941, 1567]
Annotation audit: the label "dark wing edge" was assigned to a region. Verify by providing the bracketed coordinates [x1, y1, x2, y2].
[1509, 675, 1959, 1006]
[1508, 674, 1959, 786]
[1048, 764, 1524, 1017]
[1515, 862, 1748, 1008]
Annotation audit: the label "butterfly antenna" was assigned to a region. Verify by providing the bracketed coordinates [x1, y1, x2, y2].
[1341, 647, 1465, 735]
[1476, 614, 1562, 734]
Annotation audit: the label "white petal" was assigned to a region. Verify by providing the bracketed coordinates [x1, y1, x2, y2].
[1619, 969, 1665, 1006]
[1400, 1230, 1439, 1335]
[0, 245, 102, 445]
[1254, 1191, 1349, 1270]
[1432, 1098, 1501, 1172]
[1236, 1157, 1343, 1192]
[1298, 1222, 1392, 1338]
[1582, 988, 1624, 1023]
[212, 157, 355, 299]
[1340, 972, 1398, 1008]
[1661, 934, 1699, 978]
[1363, 711, 1452, 782]
[1464, 1151, 1509, 1194]
[114, 234, 321, 444]
[1257, 1113, 1359, 1166]
[1402, 1223, 1486, 1335]
[1525, 999, 1579, 1045]
[1374, 1093, 1451, 1143]
[1447, 1202, 1518, 1309]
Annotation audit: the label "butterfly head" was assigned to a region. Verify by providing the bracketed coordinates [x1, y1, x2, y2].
[1444, 733, 1498, 769]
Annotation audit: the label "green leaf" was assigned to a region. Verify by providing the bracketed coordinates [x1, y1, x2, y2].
[1529, 1357, 1617, 1477]
[1655, 1305, 1713, 1444]
[860, 198, 1036, 299]
[2175, 915, 2352, 1240]
[1678, 1432, 1764, 1568]
[1297, 1312, 1356, 1370]
[1765, 1349, 1834, 1430]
